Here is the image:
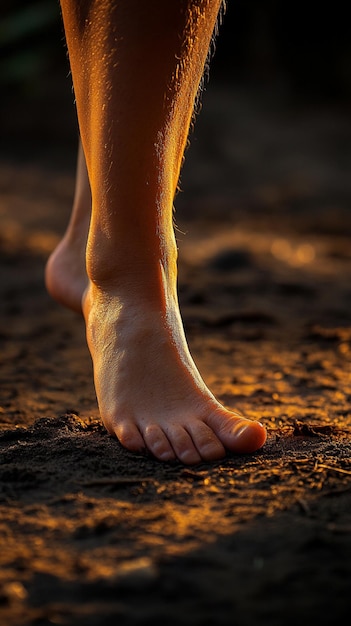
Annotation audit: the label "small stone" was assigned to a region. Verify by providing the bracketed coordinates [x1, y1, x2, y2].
[115, 557, 158, 588]
[1, 581, 28, 604]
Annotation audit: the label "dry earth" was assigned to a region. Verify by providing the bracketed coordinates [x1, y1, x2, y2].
[1, 87, 351, 625]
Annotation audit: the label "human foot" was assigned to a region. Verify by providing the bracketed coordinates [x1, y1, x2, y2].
[45, 229, 89, 314]
[82, 281, 267, 465]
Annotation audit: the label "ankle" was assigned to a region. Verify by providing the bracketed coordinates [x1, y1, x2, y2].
[85, 233, 178, 301]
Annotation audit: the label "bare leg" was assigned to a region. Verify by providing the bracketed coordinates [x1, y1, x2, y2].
[45, 140, 90, 313]
[58, 0, 266, 463]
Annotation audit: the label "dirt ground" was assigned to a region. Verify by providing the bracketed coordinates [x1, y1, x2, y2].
[1, 86, 351, 625]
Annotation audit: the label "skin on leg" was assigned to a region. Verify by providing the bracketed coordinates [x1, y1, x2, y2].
[58, 0, 267, 464]
[45, 140, 90, 313]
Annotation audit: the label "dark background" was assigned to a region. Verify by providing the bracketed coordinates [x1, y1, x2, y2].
[1, 0, 350, 154]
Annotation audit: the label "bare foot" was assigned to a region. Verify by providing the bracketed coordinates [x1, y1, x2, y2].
[45, 229, 88, 314]
[45, 150, 266, 464]
[47, 235, 267, 463]
[82, 280, 267, 465]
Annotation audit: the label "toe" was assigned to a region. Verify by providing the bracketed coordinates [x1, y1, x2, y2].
[166, 425, 202, 465]
[114, 421, 145, 452]
[230, 419, 267, 453]
[207, 411, 267, 454]
[186, 421, 225, 461]
[143, 424, 176, 461]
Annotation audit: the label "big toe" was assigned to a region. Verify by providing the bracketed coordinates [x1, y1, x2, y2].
[228, 418, 266, 453]
[209, 412, 267, 454]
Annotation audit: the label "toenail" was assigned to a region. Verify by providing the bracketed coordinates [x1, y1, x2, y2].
[235, 422, 252, 439]
[159, 451, 174, 461]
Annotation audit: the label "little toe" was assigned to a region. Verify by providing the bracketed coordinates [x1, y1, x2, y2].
[167, 425, 202, 465]
[186, 421, 226, 461]
[114, 421, 145, 452]
[143, 424, 176, 461]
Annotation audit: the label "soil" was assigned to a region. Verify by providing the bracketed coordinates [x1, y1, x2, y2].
[1, 86, 351, 625]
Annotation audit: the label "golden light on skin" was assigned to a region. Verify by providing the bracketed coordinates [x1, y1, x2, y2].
[270, 238, 316, 266]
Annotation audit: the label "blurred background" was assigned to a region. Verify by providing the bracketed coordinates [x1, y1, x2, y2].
[1, 0, 350, 156]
